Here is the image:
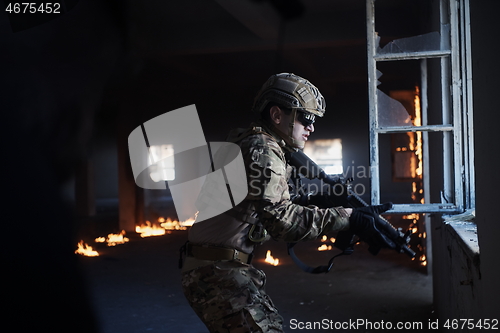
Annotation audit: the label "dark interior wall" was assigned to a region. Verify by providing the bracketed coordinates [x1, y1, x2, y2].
[91, 136, 118, 199]
[1, 1, 126, 331]
[470, 0, 500, 318]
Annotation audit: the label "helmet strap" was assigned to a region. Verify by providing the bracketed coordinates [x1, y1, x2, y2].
[288, 108, 302, 148]
[276, 108, 302, 148]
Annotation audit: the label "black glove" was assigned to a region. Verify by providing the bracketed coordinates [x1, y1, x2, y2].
[348, 202, 398, 253]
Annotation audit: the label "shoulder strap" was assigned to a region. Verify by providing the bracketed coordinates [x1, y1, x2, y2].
[287, 242, 349, 274]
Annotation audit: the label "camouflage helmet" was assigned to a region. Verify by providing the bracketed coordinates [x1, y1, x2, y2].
[252, 73, 326, 117]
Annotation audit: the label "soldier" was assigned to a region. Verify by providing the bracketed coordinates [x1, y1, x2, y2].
[181, 73, 394, 332]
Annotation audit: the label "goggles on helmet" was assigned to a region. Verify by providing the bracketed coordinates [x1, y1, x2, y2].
[296, 110, 316, 127]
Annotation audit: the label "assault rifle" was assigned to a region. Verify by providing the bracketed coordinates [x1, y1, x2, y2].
[285, 150, 415, 273]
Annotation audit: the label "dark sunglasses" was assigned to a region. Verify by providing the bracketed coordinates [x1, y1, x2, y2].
[296, 111, 316, 127]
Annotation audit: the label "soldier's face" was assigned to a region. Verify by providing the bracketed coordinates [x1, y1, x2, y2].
[270, 106, 314, 149]
[291, 116, 314, 149]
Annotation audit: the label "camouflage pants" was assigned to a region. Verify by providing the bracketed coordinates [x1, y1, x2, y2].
[181, 260, 284, 333]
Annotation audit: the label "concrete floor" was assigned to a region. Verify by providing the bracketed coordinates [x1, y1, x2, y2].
[79, 225, 433, 333]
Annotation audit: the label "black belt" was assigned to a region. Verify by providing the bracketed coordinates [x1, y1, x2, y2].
[185, 243, 252, 263]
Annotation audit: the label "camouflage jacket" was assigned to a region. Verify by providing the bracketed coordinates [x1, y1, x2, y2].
[187, 121, 350, 254]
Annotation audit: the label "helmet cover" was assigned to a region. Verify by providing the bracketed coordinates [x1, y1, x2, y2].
[252, 73, 326, 117]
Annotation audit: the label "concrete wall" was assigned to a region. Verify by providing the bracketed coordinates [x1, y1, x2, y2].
[432, 218, 483, 323]
[431, 0, 500, 323]
[469, 0, 500, 320]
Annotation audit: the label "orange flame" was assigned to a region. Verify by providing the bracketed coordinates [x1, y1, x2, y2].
[395, 87, 426, 267]
[264, 250, 279, 266]
[137, 213, 198, 237]
[318, 244, 332, 251]
[317, 235, 336, 251]
[180, 212, 198, 227]
[320, 235, 336, 243]
[75, 241, 99, 257]
[95, 230, 129, 246]
[159, 217, 190, 230]
[136, 221, 166, 238]
[414, 88, 423, 180]
[159, 213, 197, 230]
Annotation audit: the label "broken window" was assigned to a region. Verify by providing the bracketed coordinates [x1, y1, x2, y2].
[366, 0, 474, 213]
[366, 0, 475, 269]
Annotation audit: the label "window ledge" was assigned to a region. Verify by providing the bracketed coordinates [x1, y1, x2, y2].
[442, 209, 478, 260]
[445, 220, 479, 260]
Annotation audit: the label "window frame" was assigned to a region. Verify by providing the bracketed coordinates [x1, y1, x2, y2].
[366, 0, 475, 214]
